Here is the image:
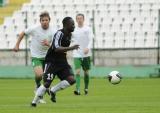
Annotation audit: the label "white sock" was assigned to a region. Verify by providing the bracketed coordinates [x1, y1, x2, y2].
[32, 96, 40, 104]
[36, 85, 46, 97]
[51, 80, 70, 93]
[32, 85, 46, 104]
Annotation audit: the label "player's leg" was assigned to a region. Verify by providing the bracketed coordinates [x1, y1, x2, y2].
[32, 58, 46, 103]
[33, 66, 43, 89]
[32, 58, 44, 89]
[50, 79, 71, 103]
[84, 70, 89, 95]
[50, 66, 75, 102]
[82, 57, 91, 95]
[31, 63, 54, 107]
[31, 84, 47, 107]
[74, 58, 82, 95]
[50, 76, 75, 93]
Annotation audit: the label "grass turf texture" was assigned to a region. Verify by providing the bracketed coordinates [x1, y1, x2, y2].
[0, 78, 160, 113]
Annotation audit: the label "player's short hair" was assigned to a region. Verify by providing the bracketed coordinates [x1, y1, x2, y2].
[76, 13, 85, 19]
[62, 17, 72, 26]
[39, 11, 51, 21]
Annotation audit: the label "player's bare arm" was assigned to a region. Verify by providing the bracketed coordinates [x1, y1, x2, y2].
[55, 44, 79, 53]
[13, 32, 25, 52]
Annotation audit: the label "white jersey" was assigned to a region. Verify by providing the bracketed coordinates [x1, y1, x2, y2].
[72, 25, 94, 58]
[24, 25, 56, 58]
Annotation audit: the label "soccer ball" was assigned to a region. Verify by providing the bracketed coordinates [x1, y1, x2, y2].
[108, 71, 122, 84]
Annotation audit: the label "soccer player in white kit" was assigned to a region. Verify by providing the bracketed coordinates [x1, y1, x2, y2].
[13, 11, 56, 103]
[72, 13, 94, 95]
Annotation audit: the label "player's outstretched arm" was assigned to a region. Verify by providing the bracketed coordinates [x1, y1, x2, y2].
[13, 32, 25, 52]
[55, 44, 79, 53]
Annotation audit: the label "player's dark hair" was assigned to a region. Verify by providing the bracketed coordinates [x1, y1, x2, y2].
[62, 17, 72, 26]
[39, 11, 51, 21]
[76, 13, 85, 19]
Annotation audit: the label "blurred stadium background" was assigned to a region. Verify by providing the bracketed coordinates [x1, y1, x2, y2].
[0, 0, 160, 78]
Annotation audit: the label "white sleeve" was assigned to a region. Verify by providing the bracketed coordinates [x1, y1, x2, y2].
[24, 26, 36, 35]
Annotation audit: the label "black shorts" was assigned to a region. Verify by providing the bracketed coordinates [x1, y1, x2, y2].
[43, 62, 74, 86]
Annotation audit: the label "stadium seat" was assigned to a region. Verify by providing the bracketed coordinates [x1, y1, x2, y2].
[0, 40, 8, 49]
[1, 0, 160, 49]
[31, 0, 41, 4]
[115, 0, 126, 4]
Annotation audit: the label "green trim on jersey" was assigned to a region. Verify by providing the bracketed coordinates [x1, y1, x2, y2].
[74, 57, 91, 70]
[31, 57, 45, 68]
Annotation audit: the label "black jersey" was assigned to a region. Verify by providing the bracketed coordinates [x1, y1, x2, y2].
[45, 29, 71, 66]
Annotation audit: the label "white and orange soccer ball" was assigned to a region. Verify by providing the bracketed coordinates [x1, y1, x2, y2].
[108, 71, 122, 84]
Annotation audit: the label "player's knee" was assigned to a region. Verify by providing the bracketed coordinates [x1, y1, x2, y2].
[84, 70, 89, 75]
[76, 69, 81, 75]
[69, 79, 76, 85]
[42, 73, 52, 88]
[37, 73, 43, 77]
[66, 76, 75, 85]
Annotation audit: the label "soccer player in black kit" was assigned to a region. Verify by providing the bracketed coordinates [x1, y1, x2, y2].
[31, 17, 79, 107]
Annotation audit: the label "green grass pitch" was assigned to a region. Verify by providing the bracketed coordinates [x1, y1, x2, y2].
[0, 78, 160, 113]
